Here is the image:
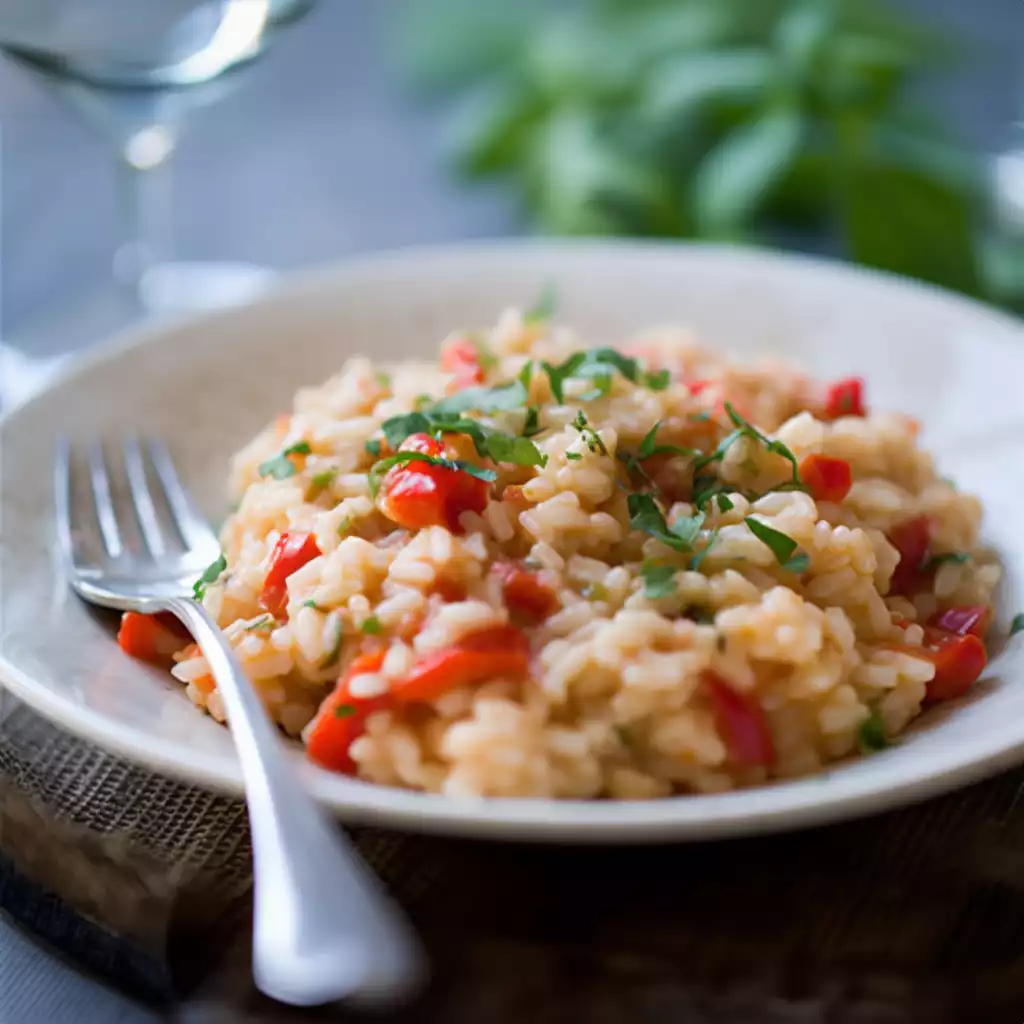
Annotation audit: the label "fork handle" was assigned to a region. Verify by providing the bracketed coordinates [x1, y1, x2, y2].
[164, 596, 425, 1008]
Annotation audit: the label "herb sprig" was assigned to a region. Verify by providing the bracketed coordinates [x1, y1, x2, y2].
[193, 553, 227, 602]
[258, 441, 312, 480]
[745, 516, 810, 573]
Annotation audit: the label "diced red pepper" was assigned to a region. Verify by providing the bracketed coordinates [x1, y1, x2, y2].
[705, 673, 774, 767]
[260, 532, 322, 619]
[887, 515, 932, 596]
[379, 433, 490, 534]
[432, 577, 468, 603]
[306, 650, 389, 774]
[928, 605, 992, 640]
[117, 611, 191, 662]
[440, 336, 486, 388]
[824, 377, 866, 419]
[686, 378, 711, 397]
[799, 454, 853, 504]
[493, 562, 559, 622]
[392, 625, 530, 704]
[922, 632, 988, 702]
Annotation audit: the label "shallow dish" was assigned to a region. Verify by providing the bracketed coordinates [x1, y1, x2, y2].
[3, 241, 1024, 842]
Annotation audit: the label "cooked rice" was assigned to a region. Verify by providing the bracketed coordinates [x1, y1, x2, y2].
[170, 309, 998, 799]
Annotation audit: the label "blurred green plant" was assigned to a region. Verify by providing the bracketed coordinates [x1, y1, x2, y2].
[396, 0, 1021, 307]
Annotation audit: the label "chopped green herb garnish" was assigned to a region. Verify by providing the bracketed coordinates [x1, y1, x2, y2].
[693, 403, 802, 496]
[689, 528, 720, 571]
[364, 439, 382, 458]
[523, 406, 542, 437]
[319, 621, 344, 669]
[334, 703, 357, 718]
[376, 371, 392, 389]
[922, 552, 970, 570]
[858, 708, 889, 754]
[193, 553, 227, 601]
[565, 451, 582, 461]
[745, 517, 809, 572]
[244, 615, 275, 633]
[571, 409, 609, 455]
[486, 431, 548, 467]
[542, 348, 642, 403]
[1010, 614, 1024, 638]
[644, 368, 671, 391]
[367, 450, 498, 498]
[430, 362, 533, 417]
[637, 421, 695, 462]
[582, 582, 608, 601]
[641, 561, 677, 599]
[628, 493, 705, 552]
[258, 441, 312, 480]
[524, 281, 557, 323]
[361, 615, 383, 635]
[689, 411, 711, 423]
[303, 600, 323, 610]
[311, 469, 337, 490]
[337, 516, 352, 536]
[716, 494, 735, 512]
[413, 393, 433, 409]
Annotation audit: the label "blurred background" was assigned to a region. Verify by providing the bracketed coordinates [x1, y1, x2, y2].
[2, 0, 1021, 383]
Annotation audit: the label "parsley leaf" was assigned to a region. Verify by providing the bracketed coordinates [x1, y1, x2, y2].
[922, 552, 970, 570]
[334, 703, 357, 718]
[524, 282, 557, 323]
[303, 600, 323, 610]
[311, 469, 337, 490]
[745, 516, 809, 572]
[1010, 614, 1024, 638]
[258, 441, 312, 480]
[193, 553, 227, 601]
[642, 561, 677, 599]
[571, 409, 609, 455]
[637, 421, 695, 461]
[364, 439, 382, 458]
[689, 528, 720, 571]
[716, 494, 734, 512]
[376, 371, 392, 389]
[367, 450, 498, 498]
[244, 615, 275, 633]
[485, 431, 548, 467]
[430, 361, 533, 416]
[628, 493, 705, 552]
[319, 620, 345, 669]
[858, 708, 889, 754]
[566, 451, 582, 461]
[523, 406, 542, 437]
[361, 615, 383, 635]
[644, 368, 671, 391]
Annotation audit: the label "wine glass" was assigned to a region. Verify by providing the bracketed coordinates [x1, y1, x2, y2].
[0, 0, 315, 318]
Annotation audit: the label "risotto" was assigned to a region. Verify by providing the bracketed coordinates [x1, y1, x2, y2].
[120, 306, 999, 799]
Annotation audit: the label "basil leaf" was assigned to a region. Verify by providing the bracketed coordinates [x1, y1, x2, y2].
[1010, 614, 1024, 638]
[193, 553, 227, 601]
[258, 441, 312, 480]
[628, 493, 705, 552]
[858, 708, 889, 754]
[745, 516, 808, 572]
[361, 615, 383, 635]
[524, 281, 557, 323]
[642, 561, 677, 598]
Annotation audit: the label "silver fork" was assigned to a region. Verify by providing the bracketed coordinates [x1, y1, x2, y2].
[56, 437, 425, 1008]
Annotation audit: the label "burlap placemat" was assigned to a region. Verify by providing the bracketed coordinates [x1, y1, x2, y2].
[5, 684, 1024, 1023]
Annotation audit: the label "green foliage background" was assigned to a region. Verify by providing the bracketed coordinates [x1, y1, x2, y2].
[396, 0, 1022, 310]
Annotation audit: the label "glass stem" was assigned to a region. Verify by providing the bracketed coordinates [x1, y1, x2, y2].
[113, 127, 177, 310]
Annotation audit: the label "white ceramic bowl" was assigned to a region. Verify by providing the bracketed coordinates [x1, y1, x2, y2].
[3, 242, 1024, 843]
